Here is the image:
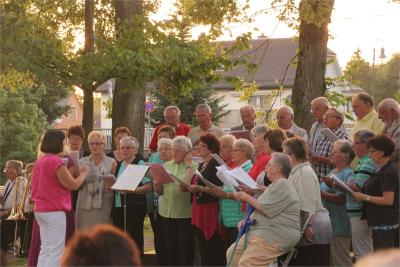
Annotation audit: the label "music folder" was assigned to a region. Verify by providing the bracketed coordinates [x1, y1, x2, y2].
[111, 165, 149, 192]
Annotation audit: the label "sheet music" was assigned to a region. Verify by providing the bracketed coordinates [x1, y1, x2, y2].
[195, 170, 225, 193]
[166, 170, 191, 189]
[147, 164, 174, 185]
[321, 128, 339, 143]
[226, 167, 258, 189]
[216, 165, 239, 190]
[330, 173, 354, 195]
[111, 165, 149, 191]
[192, 157, 204, 164]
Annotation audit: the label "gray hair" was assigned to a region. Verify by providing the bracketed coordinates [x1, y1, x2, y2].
[327, 107, 344, 125]
[6, 160, 23, 175]
[378, 98, 400, 114]
[251, 125, 269, 137]
[311, 97, 330, 108]
[277, 106, 294, 117]
[164, 105, 181, 116]
[172, 136, 192, 152]
[120, 136, 139, 150]
[334, 139, 355, 164]
[354, 130, 375, 144]
[196, 103, 212, 114]
[240, 105, 256, 113]
[233, 139, 254, 159]
[270, 152, 292, 178]
[157, 138, 173, 148]
[219, 134, 236, 146]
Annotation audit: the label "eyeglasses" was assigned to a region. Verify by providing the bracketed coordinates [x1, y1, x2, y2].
[89, 142, 104, 146]
[120, 146, 134, 150]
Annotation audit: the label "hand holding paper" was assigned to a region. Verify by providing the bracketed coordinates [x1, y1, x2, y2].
[330, 174, 354, 195]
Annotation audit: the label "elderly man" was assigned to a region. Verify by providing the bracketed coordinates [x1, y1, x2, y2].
[276, 106, 308, 141]
[310, 108, 348, 177]
[231, 105, 257, 131]
[1, 160, 26, 252]
[148, 105, 191, 153]
[377, 98, 400, 146]
[350, 92, 384, 141]
[188, 104, 224, 144]
[309, 97, 330, 154]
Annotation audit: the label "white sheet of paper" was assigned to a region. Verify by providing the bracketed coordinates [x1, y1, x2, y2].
[100, 174, 117, 187]
[330, 173, 354, 195]
[216, 165, 239, 189]
[321, 128, 339, 143]
[195, 170, 225, 193]
[211, 154, 227, 166]
[111, 165, 149, 191]
[192, 157, 204, 164]
[226, 167, 258, 189]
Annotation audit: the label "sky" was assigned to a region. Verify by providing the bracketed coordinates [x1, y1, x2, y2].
[152, 0, 400, 69]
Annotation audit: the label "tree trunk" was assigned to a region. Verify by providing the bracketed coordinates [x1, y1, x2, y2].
[81, 0, 95, 150]
[112, 0, 146, 153]
[292, 0, 335, 132]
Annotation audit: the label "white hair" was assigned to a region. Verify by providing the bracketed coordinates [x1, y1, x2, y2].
[172, 136, 192, 152]
[277, 106, 294, 117]
[233, 138, 254, 159]
[311, 97, 330, 108]
[157, 138, 173, 148]
[120, 136, 139, 150]
[251, 125, 269, 137]
[240, 105, 256, 113]
[196, 103, 212, 114]
[164, 105, 181, 116]
[378, 98, 400, 114]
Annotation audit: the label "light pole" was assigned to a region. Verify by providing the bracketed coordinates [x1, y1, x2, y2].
[371, 45, 386, 101]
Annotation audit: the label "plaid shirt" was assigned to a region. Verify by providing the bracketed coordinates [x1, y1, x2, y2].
[314, 127, 348, 177]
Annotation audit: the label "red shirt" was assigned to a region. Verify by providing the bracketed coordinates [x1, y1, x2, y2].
[248, 152, 271, 180]
[148, 122, 191, 152]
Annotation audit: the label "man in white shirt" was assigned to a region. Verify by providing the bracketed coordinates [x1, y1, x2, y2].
[276, 106, 309, 142]
[188, 104, 224, 144]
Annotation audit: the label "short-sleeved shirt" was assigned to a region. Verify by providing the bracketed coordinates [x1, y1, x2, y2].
[320, 168, 352, 237]
[249, 178, 301, 252]
[187, 124, 225, 144]
[158, 160, 198, 219]
[346, 156, 376, 217]
[363, 161, 399, 226]
[31, 154, 71, 212]
[148, 123, 191, 152]
[314, 127, 348, 177]
[350, 110, 385, 141]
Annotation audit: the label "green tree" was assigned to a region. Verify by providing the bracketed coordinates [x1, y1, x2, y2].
[0, 70, 47, 174]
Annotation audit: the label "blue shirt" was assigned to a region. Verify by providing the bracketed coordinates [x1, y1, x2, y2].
[320, 167, 352, 237]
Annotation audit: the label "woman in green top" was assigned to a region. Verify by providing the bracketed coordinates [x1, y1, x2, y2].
[158, 136, 197, 266]
[212, 138, 254, 249]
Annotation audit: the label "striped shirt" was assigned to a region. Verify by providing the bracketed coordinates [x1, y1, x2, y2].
[346, 156, 376, 217]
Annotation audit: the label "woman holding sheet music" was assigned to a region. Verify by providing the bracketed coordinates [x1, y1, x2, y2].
[187, 134, 226, 266]
[320, 140, 354, 266]
[112, 136, 150, 255]
[158, 136, 197, 266]
[76, 131, 117, 230]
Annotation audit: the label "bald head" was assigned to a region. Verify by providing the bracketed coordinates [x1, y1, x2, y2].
[311, 97, 330, 121]
[378, 98, 400, 126]
[276, 106, 294, 130]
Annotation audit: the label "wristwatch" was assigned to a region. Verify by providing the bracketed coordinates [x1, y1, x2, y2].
[365, 195, 371, 202]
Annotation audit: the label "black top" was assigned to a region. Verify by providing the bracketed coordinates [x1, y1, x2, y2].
[192, 158, 222, 204]
[362, 160, 399, 226]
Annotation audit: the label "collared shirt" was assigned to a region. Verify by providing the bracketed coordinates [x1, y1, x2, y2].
[231, 122, 257, 132]
[288, 123, 309, 142]
[320, 168, 352, 237]
[350, 110, 384, 141]
[1, 179, 15, 210]
[149, 122, 191, 152]
[309, 121, 324, 154]
[346, 156, 376, 217]
[314, 127, 348, 177]
[383, 116, 400, 148]
[158, 160, 198, 219]
[187, 124, 224, 144]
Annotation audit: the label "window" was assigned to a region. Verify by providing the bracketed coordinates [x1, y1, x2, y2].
[248, 95, 266, 109]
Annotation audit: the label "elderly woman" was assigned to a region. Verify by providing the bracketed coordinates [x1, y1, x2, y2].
[106, 126, 131, 163]
[112, 136, 149, 255]
[158, 136, 198, 266]
[149, 125, 176, 164]
[310, 107, 348, 177]
[354, 134, 399, 250]
[188, 133, 225, 266]
[249, 125, 271, 181]
[282, 137, 332, 266]
[228, 153, 300, 266]
[76, 131, 117, 230]
[320, 140, 354, 266]
[215, 138, 254, 249]
[219, 134, 237, 168]
[149, 138, 174, 265]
